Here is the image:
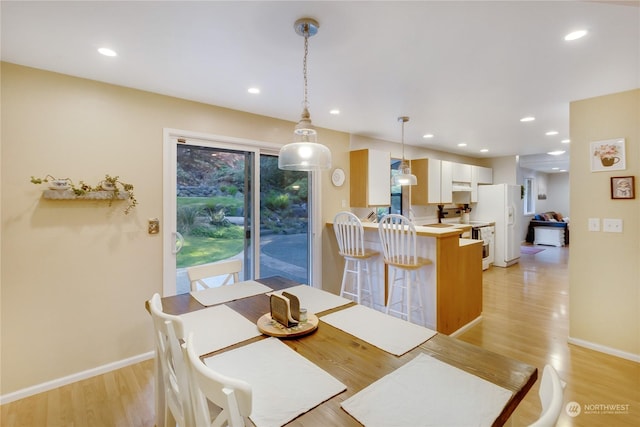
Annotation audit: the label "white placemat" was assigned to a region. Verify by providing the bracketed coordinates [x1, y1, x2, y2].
[205, 337, 346, 427]
[320, 305, 436, 356]
[341, 353, 513, 427]
[179, 305, 260, 356]
[190, 280, 273, 306]
[269, 284, 352, 314]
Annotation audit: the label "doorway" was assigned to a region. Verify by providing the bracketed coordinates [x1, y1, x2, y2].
[163, 129, 312, 296]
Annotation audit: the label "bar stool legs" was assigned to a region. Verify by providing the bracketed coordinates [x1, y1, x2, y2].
[386, 266, 425, 325]
[340, 256, 375, 307]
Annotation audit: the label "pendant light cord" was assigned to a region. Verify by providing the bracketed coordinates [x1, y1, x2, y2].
[302, 25, 309, 110]
[401, 119, 406, 161]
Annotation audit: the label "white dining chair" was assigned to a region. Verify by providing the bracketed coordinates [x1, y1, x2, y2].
[187, 259, 242, 292]
[528, 364, 565, 427]
[333, 211, 380, 306]
[185, 332, 252, 427]
[378, 214, 432, 325]
[148, 293, 195, 427]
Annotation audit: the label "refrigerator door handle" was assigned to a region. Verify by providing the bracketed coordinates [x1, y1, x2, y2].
[507, 205, 515, 225]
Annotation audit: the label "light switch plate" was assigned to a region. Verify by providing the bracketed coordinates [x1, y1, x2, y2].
[148, 218, 160, 234]
[603, 218, 623, 233]
[588, 218, 600, 232]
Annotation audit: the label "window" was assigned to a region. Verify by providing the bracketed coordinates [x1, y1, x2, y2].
[524, 178, 535, 215]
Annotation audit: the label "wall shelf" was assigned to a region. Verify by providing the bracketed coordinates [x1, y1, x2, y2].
[42, 190, 128, 200]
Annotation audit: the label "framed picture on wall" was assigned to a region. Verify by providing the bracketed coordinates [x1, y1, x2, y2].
[591, 138, 626, 172]
[611, 176, 635, 200]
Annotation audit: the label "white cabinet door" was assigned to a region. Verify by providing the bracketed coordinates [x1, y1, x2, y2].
[440, 160, 453, 204]
[452, 162, 472, 183]
[471, 166, 493, 202]
[427, 159, 442, 204]
[368, 149, 391, 206]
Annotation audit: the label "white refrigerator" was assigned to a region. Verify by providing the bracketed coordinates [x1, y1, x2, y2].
[473, 184, 523, 267]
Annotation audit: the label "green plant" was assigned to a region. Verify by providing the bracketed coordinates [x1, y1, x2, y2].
[31, 174, 137, 214]
[177, 205, 201, 235]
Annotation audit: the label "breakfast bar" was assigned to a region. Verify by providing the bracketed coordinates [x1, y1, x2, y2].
[328, 221, 483, 335]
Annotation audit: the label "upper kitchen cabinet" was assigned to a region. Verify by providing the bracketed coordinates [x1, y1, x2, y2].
[350, 149, 391, 207]
[473, 165, 493, 184]
[452, 162, 472, 183]
[471, 165, 493, 202]
[411, 158, 453, 205]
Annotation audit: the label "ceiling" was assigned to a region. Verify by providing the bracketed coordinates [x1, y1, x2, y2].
[2, 1, 639, 173]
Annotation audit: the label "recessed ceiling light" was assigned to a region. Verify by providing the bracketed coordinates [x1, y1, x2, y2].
[520, 116, 535, 122]
[98, 47, 117, 57]
[329, 109, 340, 115]
[457, 143, 467, 147]
[423, 134, 434, 139]
[561, 139, 571, 144]
[480, 148, 489, 153]
[547, 150, 566, 156]
[552, 167, 559, 170]
[248, 87, 260, 94]
[545, 131, 559, 136]
[560, 169, 567, 172]
[564, 30, 588, 41]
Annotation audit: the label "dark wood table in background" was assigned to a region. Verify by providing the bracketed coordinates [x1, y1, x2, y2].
[161, 276, 537, 426]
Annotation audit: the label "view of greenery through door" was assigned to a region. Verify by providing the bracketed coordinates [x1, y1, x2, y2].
[176, 144, 309, 291]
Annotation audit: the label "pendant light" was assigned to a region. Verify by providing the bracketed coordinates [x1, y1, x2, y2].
[392, 116, 417, 186]
[278, 18, 332, 171]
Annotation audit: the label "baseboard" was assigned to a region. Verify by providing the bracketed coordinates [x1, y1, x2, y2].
[449, 315, 483, 337]
[568, 336, 640, 363]
[0, 351, 155, 405]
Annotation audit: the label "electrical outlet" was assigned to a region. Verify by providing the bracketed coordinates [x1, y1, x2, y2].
[588, 218, 600, 232]
[603, 218, 623, 233]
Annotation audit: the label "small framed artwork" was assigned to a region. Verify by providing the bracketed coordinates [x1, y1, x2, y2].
[611, 176, 635, 200]
[591, 138, 626, 172]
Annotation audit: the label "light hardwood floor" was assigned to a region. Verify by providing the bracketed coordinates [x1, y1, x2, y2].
[2, 245, 638, 426]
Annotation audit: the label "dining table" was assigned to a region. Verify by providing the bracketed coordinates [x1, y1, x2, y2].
[158, 275, 537, 427]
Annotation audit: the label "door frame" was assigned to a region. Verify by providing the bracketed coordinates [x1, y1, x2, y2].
[162, 128, 322, 296]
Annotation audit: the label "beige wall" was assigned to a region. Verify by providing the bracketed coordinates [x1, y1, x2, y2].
[569, 89, 639, 357]
[0, 63, 349, 395]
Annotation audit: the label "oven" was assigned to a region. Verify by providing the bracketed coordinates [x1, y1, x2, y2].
[472, 224, 495, 270]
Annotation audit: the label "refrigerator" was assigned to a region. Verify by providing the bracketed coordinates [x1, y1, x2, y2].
[472, 184, 523, 267]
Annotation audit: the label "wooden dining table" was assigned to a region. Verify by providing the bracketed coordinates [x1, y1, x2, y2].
[159, 276, 537, 426]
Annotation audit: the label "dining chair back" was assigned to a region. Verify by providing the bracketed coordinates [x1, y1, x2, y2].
[378, 214, 432, 325]
[187, 259, 242, 292]
[148, 293, 194, 427]
[333, 211, 379, 306]
[529, 364, 565, 427]
[185, 332, 252, 427]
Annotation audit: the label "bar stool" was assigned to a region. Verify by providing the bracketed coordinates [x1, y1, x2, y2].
[378, 214, 432, 325]
[333, 211, 379, 306]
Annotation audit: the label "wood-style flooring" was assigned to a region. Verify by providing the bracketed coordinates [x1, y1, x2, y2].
[2, 245, 639, 426]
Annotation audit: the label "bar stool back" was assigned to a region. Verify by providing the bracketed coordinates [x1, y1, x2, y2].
[378, 214, 432, 325]
[333, 211, 379, 306]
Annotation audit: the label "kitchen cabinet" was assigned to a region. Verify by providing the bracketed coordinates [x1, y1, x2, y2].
[410, 158, 453, 205]
[452, 162, 472, 183]
[471, 165, 493, 202]
[350, 149, 391, 207]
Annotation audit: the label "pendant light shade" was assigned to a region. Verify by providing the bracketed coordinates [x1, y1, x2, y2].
[392, 116, 417, 186]
[278, 18, 332, 171]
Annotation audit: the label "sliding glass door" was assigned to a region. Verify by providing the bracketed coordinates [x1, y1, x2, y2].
[163, 131, 311, 295]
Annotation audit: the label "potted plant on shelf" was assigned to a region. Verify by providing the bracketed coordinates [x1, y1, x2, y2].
[31, 174, 137, 214]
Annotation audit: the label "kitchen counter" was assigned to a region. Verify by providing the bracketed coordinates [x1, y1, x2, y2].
[327, 221, 483, 335]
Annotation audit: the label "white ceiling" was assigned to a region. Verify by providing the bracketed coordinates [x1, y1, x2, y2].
[2, 1, 639, 173]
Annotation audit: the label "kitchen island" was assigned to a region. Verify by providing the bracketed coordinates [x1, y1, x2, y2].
[327, 221, 483, 335]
